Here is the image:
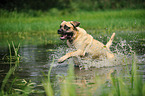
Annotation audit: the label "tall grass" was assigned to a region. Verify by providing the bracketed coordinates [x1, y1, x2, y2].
[43, 52, 145, 96]
[0, 9, 144, 32]
[0, 9, 145, 46]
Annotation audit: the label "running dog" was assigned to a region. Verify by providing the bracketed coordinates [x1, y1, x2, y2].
[57, 21, 115, 63]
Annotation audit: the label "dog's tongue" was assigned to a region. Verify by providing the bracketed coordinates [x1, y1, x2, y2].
[60, 35, 67, 39]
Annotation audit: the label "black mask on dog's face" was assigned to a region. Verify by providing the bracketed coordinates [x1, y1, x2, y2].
[58, 21, 80, 40]
[58, 25, 73, 40]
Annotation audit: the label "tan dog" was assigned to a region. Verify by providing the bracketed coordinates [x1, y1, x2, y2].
[57, 21, 115, 63]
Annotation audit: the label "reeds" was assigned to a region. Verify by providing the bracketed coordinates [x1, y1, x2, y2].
[1, 42, 20, 95]
[109, 53, 144, 96]
[1, 42, 35, 95]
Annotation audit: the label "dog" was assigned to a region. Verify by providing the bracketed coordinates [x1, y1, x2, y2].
[57, 21, 115, 63]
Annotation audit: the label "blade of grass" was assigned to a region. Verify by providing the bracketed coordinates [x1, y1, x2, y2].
[1, 65, 17, 94]
[60, 63, 76, 96]
[12, 41, 20, 62]
[42, 57, 54, 96]
[7, 41, 12, 67]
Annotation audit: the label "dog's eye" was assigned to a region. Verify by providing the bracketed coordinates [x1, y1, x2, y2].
[64, 25, 70, 30]
[67, 27, 70, 30]
[64, 25, 67, 29]
[60, 25, 62, 28]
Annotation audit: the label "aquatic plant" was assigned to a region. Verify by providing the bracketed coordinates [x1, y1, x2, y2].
[108, 52, 144, 96]
[43, 52, 144, 96]
[2, 42, 20, 63]
[12, 42, 20, 62]
[60, 63, 76, 96]
[0, 42, 20, 95]
[42, 58, 54, 96]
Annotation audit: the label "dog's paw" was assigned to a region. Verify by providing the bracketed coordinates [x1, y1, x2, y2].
[58, 55, 69, 63]
[58, 58, 65, 63]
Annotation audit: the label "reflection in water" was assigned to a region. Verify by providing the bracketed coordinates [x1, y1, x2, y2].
[0, 40, 145, 95]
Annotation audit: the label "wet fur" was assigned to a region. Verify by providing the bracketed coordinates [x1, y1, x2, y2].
[58, 21, 115, 63]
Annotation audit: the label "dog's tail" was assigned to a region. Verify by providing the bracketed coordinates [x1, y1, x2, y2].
[106, 33, 115, 50]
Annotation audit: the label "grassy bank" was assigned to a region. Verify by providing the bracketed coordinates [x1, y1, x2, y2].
[0, 9, 145, 46]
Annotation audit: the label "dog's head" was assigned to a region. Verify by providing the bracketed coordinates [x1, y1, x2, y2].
[58, 21, 80, 40]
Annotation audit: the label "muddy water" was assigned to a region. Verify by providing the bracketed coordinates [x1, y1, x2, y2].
[0, 38, 145, 95]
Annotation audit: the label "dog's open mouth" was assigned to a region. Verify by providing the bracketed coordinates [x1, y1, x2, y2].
[60, 32, 73, 40]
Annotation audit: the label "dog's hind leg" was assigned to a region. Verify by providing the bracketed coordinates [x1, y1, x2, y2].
[106, 33, 115, 50]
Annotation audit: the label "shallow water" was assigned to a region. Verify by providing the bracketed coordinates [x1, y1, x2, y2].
[0, 34, 145, 95]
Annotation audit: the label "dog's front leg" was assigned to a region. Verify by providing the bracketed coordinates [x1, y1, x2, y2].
[58, 49, 83, 63]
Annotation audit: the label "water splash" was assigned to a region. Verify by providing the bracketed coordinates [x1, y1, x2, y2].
[52, 39, 138, 70]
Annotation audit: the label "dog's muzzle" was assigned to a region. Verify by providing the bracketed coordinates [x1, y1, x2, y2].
[57, 29, 73, 40]
[58, 29, 63, 34]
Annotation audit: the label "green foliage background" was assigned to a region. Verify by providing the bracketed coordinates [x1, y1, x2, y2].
[0, 0, 144, 12]
[0, 0, 145, 46]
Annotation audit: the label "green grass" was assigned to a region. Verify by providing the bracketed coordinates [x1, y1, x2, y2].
[0, 9, 144, 32]
[0, 9, 145, 46]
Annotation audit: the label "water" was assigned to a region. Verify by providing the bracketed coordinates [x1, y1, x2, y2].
[0, 34, 145, 95]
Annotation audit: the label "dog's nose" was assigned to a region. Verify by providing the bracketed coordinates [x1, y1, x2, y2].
[58, 29, 63, 34]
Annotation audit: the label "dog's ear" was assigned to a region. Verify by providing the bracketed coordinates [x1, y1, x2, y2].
[70, 21, 80, 27]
